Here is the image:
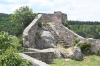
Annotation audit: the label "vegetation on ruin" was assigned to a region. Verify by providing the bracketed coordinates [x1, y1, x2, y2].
[38, 22, 46, 28]
[73, 39, 91, 54]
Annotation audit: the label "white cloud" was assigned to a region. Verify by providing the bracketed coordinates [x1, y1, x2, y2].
[0, 0, 100, 21]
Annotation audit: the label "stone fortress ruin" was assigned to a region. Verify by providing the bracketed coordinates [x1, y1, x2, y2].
[21, 11, 100, 66]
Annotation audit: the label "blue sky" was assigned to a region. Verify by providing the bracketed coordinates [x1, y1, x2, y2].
[0, 0, 100, 21]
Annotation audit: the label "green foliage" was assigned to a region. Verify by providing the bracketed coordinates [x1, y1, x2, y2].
[11, 6, 37, 36]
[0, 32, 23, 54]
[11, 6, 37, 28]
[0, 6, 37, 37]
[86, 34, 94, 38]
[0, 13, 16, 35]
[36, 33, 42, 39]
[0, 32, 31, 66]
[0, 47, 32, 66]
[63, 20, 68, 27]
[68, 20, 100, 25]
[79, 42, 91, 54]
[73, 39, 80, 46]
[73, 39, 91, 54]
[68, 20, 100, 39]
[38, 22, 46, 28]
[0, 13, 11, 21]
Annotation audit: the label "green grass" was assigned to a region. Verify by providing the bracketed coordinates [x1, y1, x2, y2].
[50, 55, 100, 66]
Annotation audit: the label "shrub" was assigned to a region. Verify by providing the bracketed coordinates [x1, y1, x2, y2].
[0, 32, 23, 54]
[63, 20, 68, 27]
[73, 39, 91, 54]
[73, 39, 80, 46]
[86, 34, 94, 38]
[0, 47, 32, 66]
[38, 22, 46, 28]
[36, 33, 42, 39]
[79, 42, 91, 54]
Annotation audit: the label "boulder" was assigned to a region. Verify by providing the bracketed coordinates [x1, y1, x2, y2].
[35, 30, 56, 49]
[68, 46, 83, 61]
[73, 46, 83, 61]
[54, 49, 66, 58]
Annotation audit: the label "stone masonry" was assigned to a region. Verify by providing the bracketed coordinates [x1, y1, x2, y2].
[24, 51, 54, 64]
[23, 11, 100, 65]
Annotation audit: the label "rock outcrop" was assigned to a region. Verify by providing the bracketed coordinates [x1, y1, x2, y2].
[68, 46, 83, 61]
[35, 30, 56, 49]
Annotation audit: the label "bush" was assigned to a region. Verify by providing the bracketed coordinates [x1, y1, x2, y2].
[86, 34, 94, 38]
[79, 42, 91, 54]
[63, 20, 68, 27]
[0, 47, 32, 66]
[73, 39, 80, 46]
[73, 39, 91, 54]
[38, 22, 46, 28]
[0, 32, 23, 54]
[36, 33, 42, 39]
[0, 32, 31, 66]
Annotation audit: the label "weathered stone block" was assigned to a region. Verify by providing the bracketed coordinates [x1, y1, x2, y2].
[24, 51, 54, 64]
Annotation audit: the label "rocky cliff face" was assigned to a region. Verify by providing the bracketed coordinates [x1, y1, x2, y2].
[35, 29, 56, 49]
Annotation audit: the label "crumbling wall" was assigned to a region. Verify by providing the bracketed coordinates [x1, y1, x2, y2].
[24, 51, 54, 64]
[23, 13, 55, 48]
[23, 14, 42, 48]
[23, 11, 100, 55]
[53, 11, 100, 55]
[39, 13, 54, 22]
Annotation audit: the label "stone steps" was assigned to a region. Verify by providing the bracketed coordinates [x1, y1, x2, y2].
[45, 24, 70, 48]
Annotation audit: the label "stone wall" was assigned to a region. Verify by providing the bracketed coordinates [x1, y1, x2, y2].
[85, 38, 100, 55]
[19, 53, 50, 66]
[57, 24, 84, 46]
[62, 13, 67, 23]
[24, 52, 54, 64]
[23, 11, 100, 55]
[56, 24, 100, 55]
[53, 12, 100, 55]
[23, 14, 42, 48]
[23, 13, 55, 48]
[38, 13, 54, 22]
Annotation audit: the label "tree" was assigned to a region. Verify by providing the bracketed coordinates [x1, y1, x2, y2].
[11, 6, 37, 36]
